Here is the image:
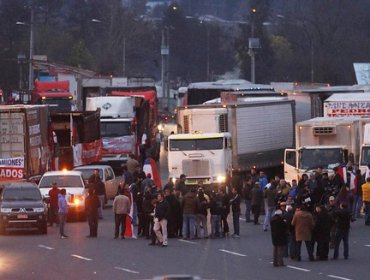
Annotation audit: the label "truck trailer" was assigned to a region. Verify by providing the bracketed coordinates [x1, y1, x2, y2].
[170, 99, 295, 186]
[0, 105, 50, 182]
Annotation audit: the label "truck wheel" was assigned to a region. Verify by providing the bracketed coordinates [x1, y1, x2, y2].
[39, 223, 47, 234]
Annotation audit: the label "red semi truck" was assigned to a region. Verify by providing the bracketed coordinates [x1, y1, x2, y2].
[32, 80, 74, 111]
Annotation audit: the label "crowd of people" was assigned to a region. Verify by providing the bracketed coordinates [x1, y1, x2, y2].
[46, 160, 370, 266]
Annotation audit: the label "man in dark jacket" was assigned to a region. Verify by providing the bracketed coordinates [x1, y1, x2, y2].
[48, 182, 60, 226]
[251, 182, 263, 225]
[243, 176, 253, 223]
[230, 186, 241, 237]
[85, 188, 101, 238]
[153, 192, 170, 247]
[333, 202, 351, 260]
[88, 169, 106, 219]
[312, 205, 332, 260]
[182, 188, 199, 239]
[270, 209, 288, 267]
[209, 191, 223, 238]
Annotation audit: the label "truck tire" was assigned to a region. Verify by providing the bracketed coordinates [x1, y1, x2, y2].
[39, 222, 47, 235]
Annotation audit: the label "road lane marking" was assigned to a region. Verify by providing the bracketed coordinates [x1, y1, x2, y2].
[114, 266, 140, 274]
[38, 244, 54, 250]
[239, 217, 246, 221]
[71, 254, 92, 261]
[178, 239, 197, 244]
[328, 275, 352, 280]
[286, 265, 310, 272]
[365, 245, 370, 247]
[219, 249, 247, 257]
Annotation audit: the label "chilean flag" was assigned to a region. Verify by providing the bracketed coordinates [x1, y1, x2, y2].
[337, 165, 347, 183]
[123, 190, 136, 239]
[143, 158, 162, 189]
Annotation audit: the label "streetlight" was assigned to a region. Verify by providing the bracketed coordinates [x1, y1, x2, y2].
[248, 7, 260, 83]
[16, 6, 34, 91]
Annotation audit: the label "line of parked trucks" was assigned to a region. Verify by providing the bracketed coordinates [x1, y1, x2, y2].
[168, 81, 370, 188]
[0, 81, 160, 183]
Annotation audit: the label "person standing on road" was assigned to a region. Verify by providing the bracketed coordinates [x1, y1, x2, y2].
[58, 189, 68, 239]
[251, 182, 263, 225]
[361, 177, 370, 226]
[182, 188, 198, 239]
[126, 153, 139, 174]
[333, 202, 351, 260]
[291, 204, 315, 261]
[113, 188, 131, 239]
[85, 188, 100, 238]
[88, 169, 106, 219]
[153, 192, 170, 247]
[48, 182, 60, 226]
[176, 174, 188, 196]
[230, 186, 241, 238]
[243, 176, 253, 223]
[270, 209, 288, 267]
[263, 182, 277, 232]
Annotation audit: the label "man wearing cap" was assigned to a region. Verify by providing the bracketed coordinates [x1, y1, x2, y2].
[270, 210, 288, 267]
[48, 182, 60, 227]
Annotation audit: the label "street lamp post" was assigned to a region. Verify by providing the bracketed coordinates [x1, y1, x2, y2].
[29, 6, 34, 91]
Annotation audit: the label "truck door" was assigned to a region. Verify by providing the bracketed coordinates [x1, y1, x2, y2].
[284, 149, 298, 183]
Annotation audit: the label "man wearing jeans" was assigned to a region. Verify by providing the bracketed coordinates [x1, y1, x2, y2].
[243, 177, 253, 223]
[58, 189, 68, 239]
[113, 188, 131, 239]
[230, 187, 241, 237]
[333, 203, 351, 259]
[182, 188, 198, 239]
[263, 183, 277, 231]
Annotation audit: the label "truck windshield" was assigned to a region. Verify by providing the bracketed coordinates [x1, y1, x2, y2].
[360, 146, 370, 166]
[74, 169, 103, 181]
[42, 99, 72, 111]
[3, 188, 42, 201]
[101, 122, 131, 137]
[169, 138, 224, 151]
[300, 148, 344, 169]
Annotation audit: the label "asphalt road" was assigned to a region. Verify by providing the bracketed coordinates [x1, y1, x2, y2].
[1, 146, 370, 280]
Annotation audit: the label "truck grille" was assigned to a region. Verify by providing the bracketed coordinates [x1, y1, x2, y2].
[182, 159, 210, 177]
[183, 115, 190, 133]
[313, 126, 336, 135]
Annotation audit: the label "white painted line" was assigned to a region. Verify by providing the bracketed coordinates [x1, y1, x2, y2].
[178, 239, 197, 244]
[71, 254, 92, 261]
[327, 275, 352, 280]
[239, 217, 246, 221]
[38, 244, 54, 250]
[219, 249, 247, 257]
[364, 245, 370, 247]
[287, 265, 310, 272]
[114, 266, 140, 274]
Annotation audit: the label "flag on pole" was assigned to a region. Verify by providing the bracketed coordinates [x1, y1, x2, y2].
[337, 165, 347, 183]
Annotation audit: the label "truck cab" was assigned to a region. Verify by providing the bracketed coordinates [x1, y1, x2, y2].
[284, 117, 361, 183]
[168, 132, 232, 188]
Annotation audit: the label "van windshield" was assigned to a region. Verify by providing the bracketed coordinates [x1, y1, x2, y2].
[3, 188, 42, 201]
[39, 175, 84, 188]
[101, 122, 131, 137]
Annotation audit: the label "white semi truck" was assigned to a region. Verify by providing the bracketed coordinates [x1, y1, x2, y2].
[169, 100, 295, 186]
[284, 117, 362, 183]
[86, 96, 136, 173]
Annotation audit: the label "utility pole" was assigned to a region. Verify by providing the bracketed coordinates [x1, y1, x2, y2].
[28, 4, 34, 91]
[248, 8, 259, 84]
[122, 37, 126, 77]
[161, 28, 169, 104]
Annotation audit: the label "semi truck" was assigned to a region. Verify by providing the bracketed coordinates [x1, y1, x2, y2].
[169, 99, 295, 187]
[50, 110, 102, 171]
[32, 80, 74, 111]
[284, 117, 362, 183]
[0, 105, 50, 182]
[86, 96, 136, 174]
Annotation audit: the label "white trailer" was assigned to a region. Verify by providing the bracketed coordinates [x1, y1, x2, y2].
[324, 93, 370, 117]
[172, 100, 295, 185]
[284, 117, 362, 183]
[86, 96, 136, 173]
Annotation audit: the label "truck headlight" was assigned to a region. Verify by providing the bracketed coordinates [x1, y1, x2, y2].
[216, 175, 226, 183]
[0, 208, 11, 213]
[34, 208, 45, 213]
